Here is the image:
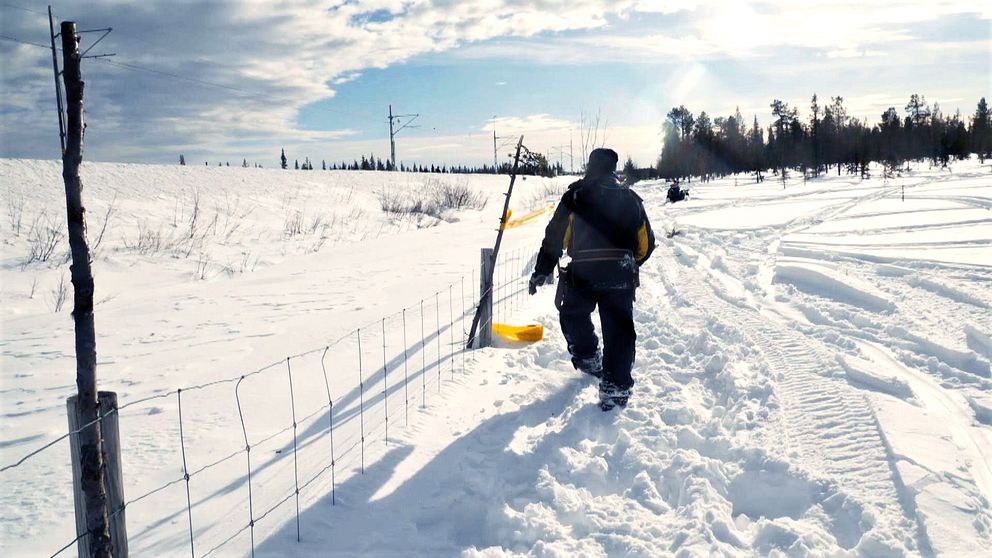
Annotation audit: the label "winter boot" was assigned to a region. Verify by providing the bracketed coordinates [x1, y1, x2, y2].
[598, 380, 631, 411]
[572, 351, 603, 378]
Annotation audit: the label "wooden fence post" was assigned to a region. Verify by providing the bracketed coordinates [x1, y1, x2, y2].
[68, 393, 128, 558]
[466, 136, 524, 348]
[61, 20, 113, 558]
[476, 248, 494, 348]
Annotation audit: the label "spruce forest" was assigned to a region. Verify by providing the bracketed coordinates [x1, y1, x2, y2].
[657, 95, 992, 182]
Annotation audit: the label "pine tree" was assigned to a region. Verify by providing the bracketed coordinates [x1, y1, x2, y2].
[294, 159, 299, 170]
[242, 158, 248, 168]
[666, 105, 694, 141]
[748, 115, 765, 181]
[809, 94, 822, 175]
[693, 112, 716, 180]
[905, 94, 931, 126]
[179, 154, 186, 165]
[622, 156, 636, 179]
[656, 116, 683, 181]
[281, 148, 288, 170]
[879, 107, 902, 173]
[972, 97, 991, 163]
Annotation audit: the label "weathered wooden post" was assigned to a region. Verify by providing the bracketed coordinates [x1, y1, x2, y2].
[68, 393, 127, 558]
[466, 136, 524, 349]
[476, 248, 494, 348]
[60, 20, 115, 558]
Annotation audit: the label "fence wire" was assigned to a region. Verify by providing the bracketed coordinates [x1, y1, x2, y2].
[6, 245, 543, 558]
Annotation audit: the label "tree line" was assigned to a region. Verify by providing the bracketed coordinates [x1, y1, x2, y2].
[657, 95, 991, 182]
[276, 147, 563, 176]
[178, 147, 564, 177]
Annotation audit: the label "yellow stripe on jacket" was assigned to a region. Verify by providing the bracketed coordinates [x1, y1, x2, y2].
[562, 213, 574, 252]
[635, 222, 650, 262]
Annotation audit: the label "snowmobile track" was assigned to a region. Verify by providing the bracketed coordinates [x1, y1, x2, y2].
[649, 183, 944, 550]
[659, 241, 924, 551]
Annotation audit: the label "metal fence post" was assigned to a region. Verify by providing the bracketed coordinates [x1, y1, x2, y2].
[477, 248, 494, 348]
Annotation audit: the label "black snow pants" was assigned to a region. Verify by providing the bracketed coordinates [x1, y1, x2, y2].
[556, 277, 636, 389]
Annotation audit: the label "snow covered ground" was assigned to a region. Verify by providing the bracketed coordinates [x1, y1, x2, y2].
[1, 158, 990, 556]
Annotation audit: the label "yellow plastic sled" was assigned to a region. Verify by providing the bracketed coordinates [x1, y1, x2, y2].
[493, 323, 544, 342]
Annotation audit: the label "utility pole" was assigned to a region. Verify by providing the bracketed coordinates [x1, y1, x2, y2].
[49, 5, 66, 154]
[387, 105, 418, 170]
[492, 116, 498, 173]
[61, 21, 113, 558]
[549, 144, 569, 175]
[569, 132, 574, 174]
[388, 105, 395, 170]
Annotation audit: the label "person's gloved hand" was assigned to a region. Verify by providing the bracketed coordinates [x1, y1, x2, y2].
[528, 273, 552, 295]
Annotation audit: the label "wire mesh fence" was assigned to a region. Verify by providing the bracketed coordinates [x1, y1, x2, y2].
[2, 246, 539, 557]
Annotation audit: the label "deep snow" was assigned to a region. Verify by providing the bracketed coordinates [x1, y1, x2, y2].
[2, 158, 990, 557]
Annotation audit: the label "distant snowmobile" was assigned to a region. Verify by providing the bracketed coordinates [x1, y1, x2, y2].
[666, 182, 689, 204]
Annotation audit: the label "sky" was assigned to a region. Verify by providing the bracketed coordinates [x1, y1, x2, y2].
[0, 0, 989, 168]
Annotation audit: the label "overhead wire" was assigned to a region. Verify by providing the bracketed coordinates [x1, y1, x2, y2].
[0, 2, 47, 16]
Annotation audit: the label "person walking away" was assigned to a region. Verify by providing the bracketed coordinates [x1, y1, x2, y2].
[528, 148, 655, 410]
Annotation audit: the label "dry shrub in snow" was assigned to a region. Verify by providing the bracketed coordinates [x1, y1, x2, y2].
[91, 193, 117, 257]
[24, 211, 65, 267]
[377, 178, 486, 218]
[122, 221, 166, 255]
[194, 252, 210, 280]
[284, 209, 304, 237]
[426, 178, 487, 212]
[50, 274, 68, 313]
[376, 189, 409, 214]
[6, 191, 25, 236]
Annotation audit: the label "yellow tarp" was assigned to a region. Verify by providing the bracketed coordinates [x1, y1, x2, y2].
[504, 204, 554, 229]
[499, 209, 513, 230]
[493, 323, 544, 342]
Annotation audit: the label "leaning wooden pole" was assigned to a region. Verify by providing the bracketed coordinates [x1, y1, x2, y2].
[466, 136, 523, 349]
[61, 20, 113, 558]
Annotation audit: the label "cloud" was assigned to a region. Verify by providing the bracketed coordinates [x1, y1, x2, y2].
[453, 0, 989, 63]
[358, 115, 662, 169]
[451, 32, 725, 64]
[826, 48, 888, 59]
[0, 0, 987, 164]
[487, 114, 574, 135]
[0, 0, 695, 162]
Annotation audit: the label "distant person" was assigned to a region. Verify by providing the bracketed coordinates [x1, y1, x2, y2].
[667, 181, 688, 203]
[528, 148, 655, 410]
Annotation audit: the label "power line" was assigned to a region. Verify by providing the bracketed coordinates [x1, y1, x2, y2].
[96, 58, 250, 95]
[1, 4, 373, 125]
[3, 26, 379, 144]
[0, 33, 50, 49]
[1, 2, 47, 16]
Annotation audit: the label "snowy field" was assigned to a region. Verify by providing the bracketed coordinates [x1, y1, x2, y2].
[1, 158, 990, 557]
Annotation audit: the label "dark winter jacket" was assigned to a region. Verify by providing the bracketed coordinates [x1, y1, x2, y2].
[535, 173, 655, 290]
[667, 184, 688, 203]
